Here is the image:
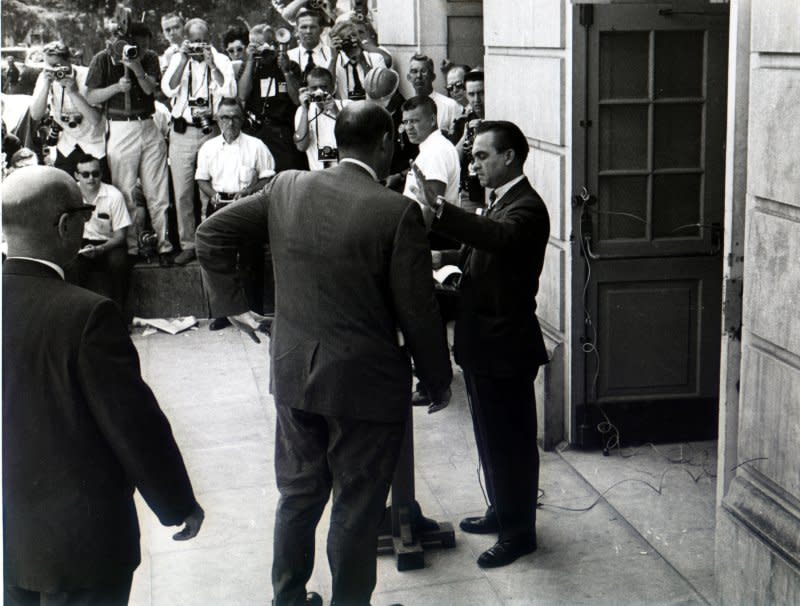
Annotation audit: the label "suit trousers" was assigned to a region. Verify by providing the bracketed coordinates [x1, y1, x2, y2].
[272, 405, 406, 606]
[168, 125, 217, 252]
[463, 369, 539, 543]
[106, 119, 172, 255]
[69, 240, 131, 311]
[4, 575, 132, 606]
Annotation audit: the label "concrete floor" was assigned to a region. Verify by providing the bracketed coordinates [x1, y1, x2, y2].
[128, 324, 718, 606]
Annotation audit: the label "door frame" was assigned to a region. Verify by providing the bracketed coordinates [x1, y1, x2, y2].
[569, 2, 734, 448]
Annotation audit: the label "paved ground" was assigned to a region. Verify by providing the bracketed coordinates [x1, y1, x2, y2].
[128, 324, 718, 606]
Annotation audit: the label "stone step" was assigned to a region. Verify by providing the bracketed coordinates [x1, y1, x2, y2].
[126, 260, 208, 319]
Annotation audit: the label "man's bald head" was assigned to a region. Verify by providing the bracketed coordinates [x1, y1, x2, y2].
[335, 101, 395, 178]
[3, 166, 88, 264]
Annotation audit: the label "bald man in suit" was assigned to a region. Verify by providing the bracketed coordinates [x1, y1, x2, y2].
[2, 166, 204, 606]
[197, 102, 452, 606]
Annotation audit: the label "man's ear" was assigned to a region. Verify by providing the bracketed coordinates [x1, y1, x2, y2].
[57, 213, 70, 240]
[504, 149, 516, 167]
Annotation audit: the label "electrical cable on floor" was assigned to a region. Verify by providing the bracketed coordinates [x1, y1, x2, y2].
[537, 456, 768, 513]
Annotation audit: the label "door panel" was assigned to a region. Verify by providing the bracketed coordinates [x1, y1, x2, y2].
[578, 2, 728, 442]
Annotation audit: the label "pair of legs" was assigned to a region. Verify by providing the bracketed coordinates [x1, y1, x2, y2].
[168, 125, 217, 255]
[463, 369, 539, 543]
[5, 575, 132, 606]
[106, 119, 172, 255]
[272, 405, 406, 606]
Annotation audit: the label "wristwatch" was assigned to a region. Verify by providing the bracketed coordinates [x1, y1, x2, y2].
[432, 195, 447, 218]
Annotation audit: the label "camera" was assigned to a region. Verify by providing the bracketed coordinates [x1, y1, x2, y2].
[43, 119, 62, 146]
[59, 113, 83, 129]
[340, 35, 361, 53]
[188, 97, 209, 108]
[46, 65, 74, 80]
[309, 90, 331, 104]
[187, 42, 210, 59]
[191, 107, 214, 135]
[122, 44, 139, 60]
[317, 145, 338, 162]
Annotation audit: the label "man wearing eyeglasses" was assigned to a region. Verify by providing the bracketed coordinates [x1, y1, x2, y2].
[195, 98, 275, 330]
[2, 166, 204, 606]
[29, 41, 107, 181]
[69, 154, 132, 310]
[406, 53, 463, 137]
[444, 63, 470, 112]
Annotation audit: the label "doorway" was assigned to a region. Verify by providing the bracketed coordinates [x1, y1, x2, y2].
[572, 2, 730, 446]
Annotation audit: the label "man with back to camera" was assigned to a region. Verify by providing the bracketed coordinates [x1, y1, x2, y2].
[406, 53, 463, 137]
[196, 101, 452, 606]
[70, 153, 133, 310]
[2, 165, 205, 606]
[85, 21, 174, 266]
[162, 17, 237, 265]
[411, 120, 550, 569]
[29, 41, 107, 180]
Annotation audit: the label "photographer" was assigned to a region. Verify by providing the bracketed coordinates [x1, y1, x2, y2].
[85, 22, 174, 266]
[30, 42, 107, 180]
[293, 67, 345, 171]
[161, 18, 236, 265]
[238, 24, 307, 171]
[329, 20, 385, 101]
[451, 68, 486, 212]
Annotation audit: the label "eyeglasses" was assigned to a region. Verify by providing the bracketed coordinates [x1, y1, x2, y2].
[227, 46, 245, 54]
[78, 170, 101, 178]
[446, 81, 465, 92]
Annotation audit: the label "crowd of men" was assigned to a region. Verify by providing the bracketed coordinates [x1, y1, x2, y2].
[2, 3, 550, 606]
[1, 6, 489, 318]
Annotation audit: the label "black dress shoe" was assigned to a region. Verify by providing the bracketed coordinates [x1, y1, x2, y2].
[459, 512, 499, 534]
[477, 538, 537, 569]
[209, 317, 231, 331]
[411, 383, 430, 406]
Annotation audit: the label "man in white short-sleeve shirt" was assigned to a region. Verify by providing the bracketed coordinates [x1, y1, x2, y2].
[195, 98, 276, 217]
[195, 97, 275, 331]
[71, 154, 132, 309]
[402, 95, 460, 206]
[406, 53, 463, 137]
[294, 67, 348, 171]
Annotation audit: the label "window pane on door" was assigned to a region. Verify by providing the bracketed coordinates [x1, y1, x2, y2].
[599, 105, 648, 171]
[598, 176, 648, 240]
[655, 31, 704, 98]
[600, 32, 649, 99]
[652, 174, 702, 238]
[654, 104, 703, 169]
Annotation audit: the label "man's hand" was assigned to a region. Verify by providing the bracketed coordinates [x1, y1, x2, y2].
[79, 244, 101, 259]
[428, 386, 452, 414]
[298, 86, 311, 108]
[245, 42, 260, 60]
[179, 40, 193, 58]
[409, 162, 440, 211]
[61, 73, 78, 93]
[276, 51, 291, 73]
[229, 310, 273, 343]
[172, 503, 204, 541]
[122, 57, 145, 79]
[323, 95, 339, 117]
[431, 250, 443, 270]
[203, 46, 217, 70]
[117, 76, 132, 94]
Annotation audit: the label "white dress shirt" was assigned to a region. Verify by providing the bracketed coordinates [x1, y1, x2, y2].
[334, 51, 386, 100]
[81, 182, 132, 242]
[288, 43, 333, 75]
[430, 90, 464, 136]
[161, 48, 237, 121]
[489, 175, 527, 207]
[195, 132, 276, 193]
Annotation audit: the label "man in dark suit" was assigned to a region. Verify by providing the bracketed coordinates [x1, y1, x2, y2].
[196, 102, 453, 606]
[412, 120, 550, 569]
[2, 166, 204, 606]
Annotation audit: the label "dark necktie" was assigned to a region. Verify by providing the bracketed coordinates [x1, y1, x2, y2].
[350, 61, 364, 98]
[303, 50, 315, 82]
[488, 190, 497, 210]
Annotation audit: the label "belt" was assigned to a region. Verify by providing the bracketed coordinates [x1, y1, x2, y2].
[217, 192, 237, 201]
[107, 112, 153, 121]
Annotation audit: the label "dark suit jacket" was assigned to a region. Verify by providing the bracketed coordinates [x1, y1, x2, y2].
[2, 259, 197, 592]
[196, 162, 452, 423]
[434, 177, 550, 377]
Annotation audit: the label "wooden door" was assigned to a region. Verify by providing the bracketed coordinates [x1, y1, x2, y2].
[446, 0, 484, 67]
[577, 2, 729, 443]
